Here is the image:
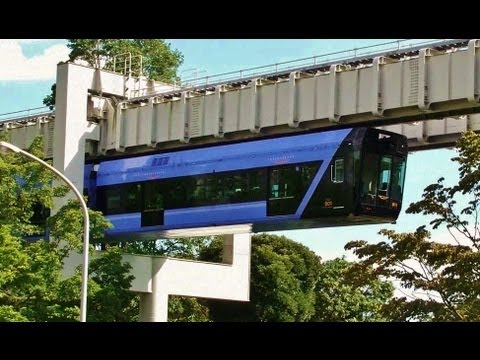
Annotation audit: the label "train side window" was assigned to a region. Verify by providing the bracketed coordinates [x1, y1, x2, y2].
[224, 173, 248, 203]
[331, 159, 344, 183]
[162, 169, 264, 209]
[125, 183, 142, 212]
[378, 156, 392, 197]
[106, 187, 123, 214]
[249, 169, 267, 201]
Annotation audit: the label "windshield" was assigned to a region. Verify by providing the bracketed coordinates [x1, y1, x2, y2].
[360, 152, 379, 206]
[391, 156, 406, 201]
[360, 152, 406, 207]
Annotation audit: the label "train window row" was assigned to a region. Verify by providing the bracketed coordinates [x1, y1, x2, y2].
[97, 168, 267, 215]
[96, 161, 321, 216]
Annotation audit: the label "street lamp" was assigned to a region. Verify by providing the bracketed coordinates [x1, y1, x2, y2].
[0, 141, 90, 322]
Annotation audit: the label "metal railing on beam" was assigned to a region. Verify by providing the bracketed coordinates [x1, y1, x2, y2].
[0, 106, 54, 125]
[129, 38, 470, 102]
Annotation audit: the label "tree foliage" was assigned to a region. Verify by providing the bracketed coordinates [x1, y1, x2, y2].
[0, 135, 134, 321]
[0, 224, 81, 321]
[0, 136, 67, 238]
[66, 39, 183, 82]
[87, 247, 138, 322]
[201, 234, 322, 322]
[47, 198, 112, 252]
[313, 258, 394, 322]
[168, 296, 210, 322]
[123, 236, 211, 260]
[43, 39, 183, 109]
[346, 131, 480, 321]
[43, 83, 56, 110]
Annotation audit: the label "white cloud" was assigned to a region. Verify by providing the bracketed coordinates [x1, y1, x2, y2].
[0, 40, 69, 81]
[16, 39, 61, 44]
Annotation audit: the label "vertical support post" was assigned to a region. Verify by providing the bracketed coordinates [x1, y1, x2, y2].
[180, 91, 190, 143]
[148, 97, 156, 148]
[328, 64, 340, 123]
[222, 234, 234, 265]
[288, 71, 299, 128]
[139, 289, 169, 322]
[371, 56, 396, 117]
[417, 48, 442, 111]
[249, 79, 260, 133]
[114, 102, 125, 152]
[467, 39, 480, 103]
[213, 85, 224, 138]
[418, 49, 429, 111]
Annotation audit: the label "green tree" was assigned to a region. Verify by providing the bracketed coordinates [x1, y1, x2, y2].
[0, 135, 135, 321]
[312, 258, 394, 322]
[43, 39, 183, 109]
[0, 305, 28, 322]
[87, 247, 138, 322]
[123, 237, 210, 260]
[43, 83, 56, 110]
[168, 296, 210, 322]
[0, 135, 82, 321]
[346, 131, 480, 321]
[0, 136, 68, 238]
[200, 234, 322, 322]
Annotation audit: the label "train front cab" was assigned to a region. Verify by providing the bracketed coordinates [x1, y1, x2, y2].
[356, 128, 408, 220]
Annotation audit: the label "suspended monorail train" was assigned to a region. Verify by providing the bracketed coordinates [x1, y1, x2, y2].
[83, 127, 408, 241]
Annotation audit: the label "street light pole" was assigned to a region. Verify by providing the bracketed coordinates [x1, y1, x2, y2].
[0, 141, 90, 322]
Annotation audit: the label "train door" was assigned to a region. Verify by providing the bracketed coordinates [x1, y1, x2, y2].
[268, 166, 299, 216]
[267, 163, 319, 216]
[360, 152, 380, 207]
[142, 181, 164, 226]
[363, 154, 403, 209]
[376, 155, 393, 208]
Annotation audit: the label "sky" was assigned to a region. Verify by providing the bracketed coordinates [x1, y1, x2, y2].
[0, 38, 462, 260]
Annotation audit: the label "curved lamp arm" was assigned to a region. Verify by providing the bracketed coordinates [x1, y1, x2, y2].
[0, 141, 89, 322]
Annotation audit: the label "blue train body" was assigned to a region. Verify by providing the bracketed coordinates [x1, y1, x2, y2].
[85, 127, 408, 241]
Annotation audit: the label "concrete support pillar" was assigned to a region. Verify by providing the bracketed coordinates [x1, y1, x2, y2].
[53, 63, 124, 208]
[138, 232, 251, 322]
[53, 63, 93, 207]
[55, 64, 126, 277]
[222, 234, 234, 265]
[139, 289, 169, 322]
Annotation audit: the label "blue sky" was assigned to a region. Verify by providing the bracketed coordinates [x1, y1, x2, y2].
[0, 39, 460, 260]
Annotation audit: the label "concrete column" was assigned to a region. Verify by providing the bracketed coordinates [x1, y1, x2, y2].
[54, 64, 93, 207]
[139, 257, 169, 322]
[138, 232, 251, 322]
[53, 63, 124, 207]
[54, 63, 125, 277]
[222, 234, 234, 264]
[139, 290, 169, 322]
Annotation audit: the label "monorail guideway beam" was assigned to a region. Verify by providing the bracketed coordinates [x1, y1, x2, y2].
[3, 39, 480, 160]
[92, 39, 480, 156]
